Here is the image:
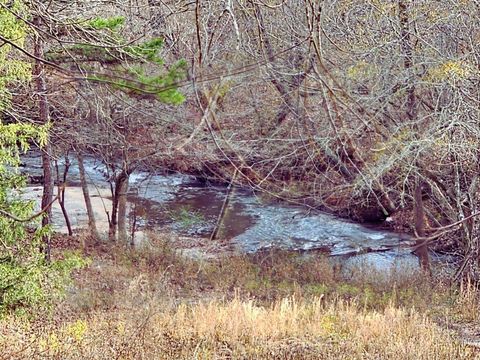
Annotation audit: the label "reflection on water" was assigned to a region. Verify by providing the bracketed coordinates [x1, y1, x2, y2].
[128, 184, 254, 239]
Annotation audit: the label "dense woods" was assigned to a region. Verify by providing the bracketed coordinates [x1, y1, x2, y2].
[1, 1, 480, 358]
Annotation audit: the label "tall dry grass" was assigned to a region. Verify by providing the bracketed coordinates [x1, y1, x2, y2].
[0, 296, 475, 359]
[1, 234, 480, 359]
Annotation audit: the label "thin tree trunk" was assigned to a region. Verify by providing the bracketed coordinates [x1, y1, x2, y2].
[55, 157, 73, 236]
[40, 149, 54, 260]
[33, 16, 53, 261]
[109, 190, 118, 242]
[414, 179, 430, 273]
[210, 169, 237, 241]
[398, 0, 429, 271]
[130, 203, 137, 247]
[466, 174, 480, 281]
[109, 170, 129, 242]
[77, 152, 100, 242]
[398, 0, 417, 121]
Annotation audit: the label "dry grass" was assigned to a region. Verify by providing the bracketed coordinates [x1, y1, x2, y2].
[1, 234, 480, 359]
[0, 297, 474, 359]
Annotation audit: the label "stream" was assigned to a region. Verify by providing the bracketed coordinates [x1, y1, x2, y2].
[20, 152, 443, 270]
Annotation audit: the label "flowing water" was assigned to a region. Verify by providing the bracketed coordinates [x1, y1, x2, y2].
[21, 152, 434, 269]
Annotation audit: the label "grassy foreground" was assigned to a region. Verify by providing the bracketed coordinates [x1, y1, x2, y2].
[1, 233, 479, 359]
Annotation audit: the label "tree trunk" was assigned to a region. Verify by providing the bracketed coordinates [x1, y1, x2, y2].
[77, 152, 100, 242]
[117, 174, 129, 243]
[40, 149, 54, 260]
[33, 16, 53, 261]
[414, 179, 430, 273]
[109, 170, 129, 242]
[55, 158, 73, 236]
[210, 169, 237, 241]
[398, 1, 430, 271]
[109, 190, 118, 242]
[398, 0, 417, 121]
[130, 204, 138, 247]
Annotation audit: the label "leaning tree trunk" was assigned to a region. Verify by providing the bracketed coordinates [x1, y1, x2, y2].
[33, 16, 54, 261]
[55, 157, 73, 236]
[77, 152, 100, 242]
[210, 169, 237, 241]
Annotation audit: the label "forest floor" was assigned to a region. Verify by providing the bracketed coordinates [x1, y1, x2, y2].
[1, 232, 480, 359]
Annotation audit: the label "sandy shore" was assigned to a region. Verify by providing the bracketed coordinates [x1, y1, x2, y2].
[25, 185, 113, 236]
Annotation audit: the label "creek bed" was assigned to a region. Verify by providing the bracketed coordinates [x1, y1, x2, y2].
[21, 151, 445, 270]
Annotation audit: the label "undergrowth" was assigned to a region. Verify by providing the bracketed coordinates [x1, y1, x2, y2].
[0, 233, 479, 359]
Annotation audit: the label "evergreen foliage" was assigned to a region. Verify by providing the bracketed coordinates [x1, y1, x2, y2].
[87, 16, 125, 31]
[0, 0, 30, 111]
[80, 17, 187, 104]
[0, 0, 87, 316]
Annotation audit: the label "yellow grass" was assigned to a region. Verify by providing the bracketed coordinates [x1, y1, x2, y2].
[1, 236, 479, 359]
[0, 296, 475, 359]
